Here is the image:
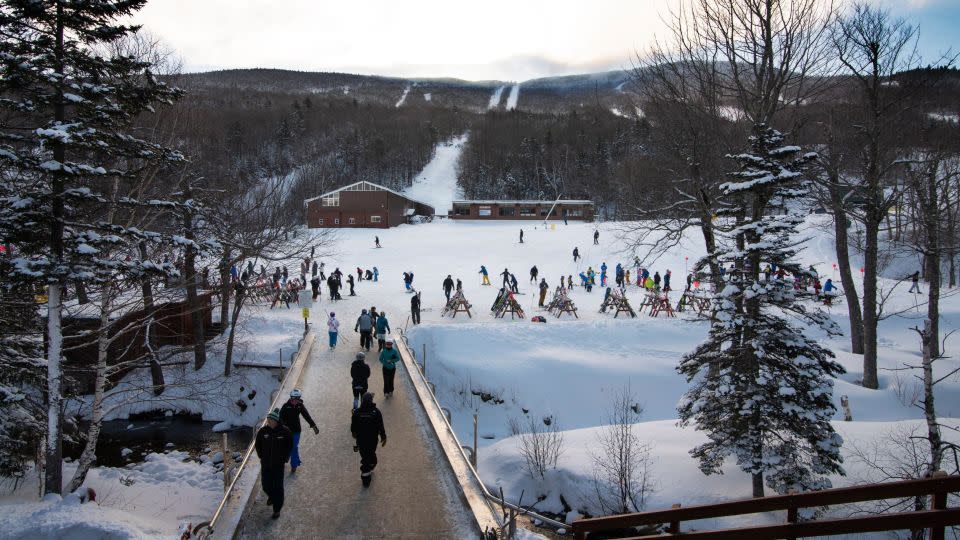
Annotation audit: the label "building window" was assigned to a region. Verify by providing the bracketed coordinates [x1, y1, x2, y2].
[566, 208, 583, 217]
[540, 208, 550, 216]
[317, 218, 324, 225]
[370, 215, 382, 223]
[499, 207, 516, 217]
[454, 206, 470, 216]
[520, 207, 536, 217]
[334, 218, 340, 225]
[321, 192, 340, 207]
[348, 217, 356, 225]
[479, 206, 492, 217]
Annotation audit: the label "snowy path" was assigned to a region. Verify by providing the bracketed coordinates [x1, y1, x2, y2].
[402, 133, 468, 215]
[487, 86, 505, 109]
[236, 340, 471, 538]
[505, 84, 520, 110]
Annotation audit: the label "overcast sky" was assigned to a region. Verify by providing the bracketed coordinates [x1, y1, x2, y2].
[131, 0, 959, 82]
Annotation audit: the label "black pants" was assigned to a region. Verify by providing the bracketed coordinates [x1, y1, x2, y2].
[261, 464, 285, 513]
[383, 366, 396, 394]
[444, 288, 451, 301]
[359, 330, 372, 350]
[349, 284, 355, 296]
[353, 384, 367, 401]
[411, 307, 420, 324]
[359, 444, 378, 475]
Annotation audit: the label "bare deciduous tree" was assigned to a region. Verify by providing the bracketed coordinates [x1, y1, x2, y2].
[508, 415, 564, 480]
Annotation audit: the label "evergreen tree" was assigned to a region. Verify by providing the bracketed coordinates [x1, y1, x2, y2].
[0, 0, 184, 494]
[677, 125, 845, 497]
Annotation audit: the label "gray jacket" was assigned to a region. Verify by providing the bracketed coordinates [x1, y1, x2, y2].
[355, 313, 373, 332]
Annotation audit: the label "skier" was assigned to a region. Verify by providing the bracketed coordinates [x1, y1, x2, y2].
[310, 274, 321, 301]
[375, 311, 391, 351]
[686, 273, 693, 291]
[327, 312, 340, 349]
[663, 270, 671, 292]
[456, 278, 462, 291]
[372, 267, 379, 282]
[908, 271, 921, 293]
[318, 261, 326, 280]
[350, 352, 371, 410]
[327, 274, 340, 300]
[311, 260, 318, 277]
[354, 309, 373, 351]
[279, 389, 318, 473]
[538, 278, 549, 307]
[402, 272, 410, 291]
[530, 265, 538, 283]
[379, 336, 400, 396]
[509, 273, 519, 293]
[230, 264, 239, 283]
[442, 275, 454, 301]
[356, 267, 363, 282]
[479, 265, 491, 286]
[282, 266, 289, 284]
[567, 275, 573, 290]
[823, 278, 837, 305]
[375, 236, 381, 248]
[519, 229, 524, 244]
[255, 409, 293, 519]
[351, 392, 386, 487]
[573, 247, 580, 262]
[500, 268, 511, 288]
[593, 229, 600, 245]
[347, 274, 356, 296]
[364, 269, 373, 280]
[411, 291, 421, 325]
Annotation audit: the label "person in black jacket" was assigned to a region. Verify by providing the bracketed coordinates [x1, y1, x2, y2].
[410, 291, 421, 325]
[256, 409, 293, 519]
[350, 393, 386, 487]
[278, 389, 318, 473]
[442, 275, 454, 301]
[351, 352, 371, 410]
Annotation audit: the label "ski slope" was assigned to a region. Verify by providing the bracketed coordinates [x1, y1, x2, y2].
[505, 84, 520, 110]
[402, 133, 467, 215]
[395, 85, 411, 107]
[488, 85, 506, 109]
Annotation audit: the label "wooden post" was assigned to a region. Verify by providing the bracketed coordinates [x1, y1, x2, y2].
[786, 488, 798, 540]
[841, 395, 852, 421]
[931, 470, 948, 540]
[472, 413, 479, 469]
[668, 503, 682, 533]
[221, 432, 229, 492]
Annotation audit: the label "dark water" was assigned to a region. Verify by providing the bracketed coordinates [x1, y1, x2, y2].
[66, 416, 253, 468]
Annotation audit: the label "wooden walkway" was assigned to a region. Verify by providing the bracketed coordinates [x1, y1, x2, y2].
[235, 337, 471, 539]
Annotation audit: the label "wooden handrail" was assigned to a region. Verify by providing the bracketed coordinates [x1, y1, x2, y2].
[573, 475, 960, 539]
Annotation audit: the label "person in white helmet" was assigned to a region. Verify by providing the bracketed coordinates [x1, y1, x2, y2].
[279, 389, 318, 473]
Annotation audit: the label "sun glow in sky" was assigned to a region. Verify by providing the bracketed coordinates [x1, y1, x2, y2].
[133, 0, 958, 81]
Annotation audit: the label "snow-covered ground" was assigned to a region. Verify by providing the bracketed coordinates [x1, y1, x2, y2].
[401, 133, 467, 216]
[292, 215, 960, 525]
[0, 450, 225, 539]
[395, 85, 411, 107]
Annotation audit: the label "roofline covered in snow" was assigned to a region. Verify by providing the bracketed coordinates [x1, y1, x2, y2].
[451, 199, 594, 205]
[303, 180, 434, 210]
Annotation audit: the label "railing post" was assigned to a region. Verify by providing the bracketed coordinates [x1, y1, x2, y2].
[472, 413, 479, 469]
[669, 503, 681, 533]
[786, 488, 798, 540]
[222, 432, 230, 492]
[931, 470, 948, 540]
[423, 343, 427, 377]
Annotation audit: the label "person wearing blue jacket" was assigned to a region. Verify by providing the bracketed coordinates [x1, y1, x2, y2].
[379, 337, 401, 396]
[375, 311, 391, 351]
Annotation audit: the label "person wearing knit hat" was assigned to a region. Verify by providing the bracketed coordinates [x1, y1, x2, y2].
[350, 351, 371, 410]
[351, 392, 386, 487]
[256, 408, 293, 519]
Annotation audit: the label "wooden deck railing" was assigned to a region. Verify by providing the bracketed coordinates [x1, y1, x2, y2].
[572, 473, 960, 539]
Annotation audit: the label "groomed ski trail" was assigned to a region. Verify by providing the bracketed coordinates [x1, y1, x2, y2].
[402, 133, 468, 216]
[505, 84, 520, 110]
[488, 86, 506, 110]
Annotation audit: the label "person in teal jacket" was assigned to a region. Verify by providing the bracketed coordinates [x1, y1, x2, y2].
[375, 311, 391, 351]
[379, 336, 401, 396]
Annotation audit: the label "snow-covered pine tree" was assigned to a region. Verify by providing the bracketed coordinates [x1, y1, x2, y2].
[0, 0, 184, 494]
[677, 124, 845, 498]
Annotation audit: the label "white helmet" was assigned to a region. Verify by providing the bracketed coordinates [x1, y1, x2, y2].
[290, 389, 302, 399]
[384, 336, 395, 345]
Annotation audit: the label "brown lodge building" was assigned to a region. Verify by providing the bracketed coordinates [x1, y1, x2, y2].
[304, 181, 435, 229]
[449, 199, 594, 221]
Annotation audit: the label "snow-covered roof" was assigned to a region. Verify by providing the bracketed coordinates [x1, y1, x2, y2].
[304, 181, 434, 211]
[451, 199, 593, 205]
